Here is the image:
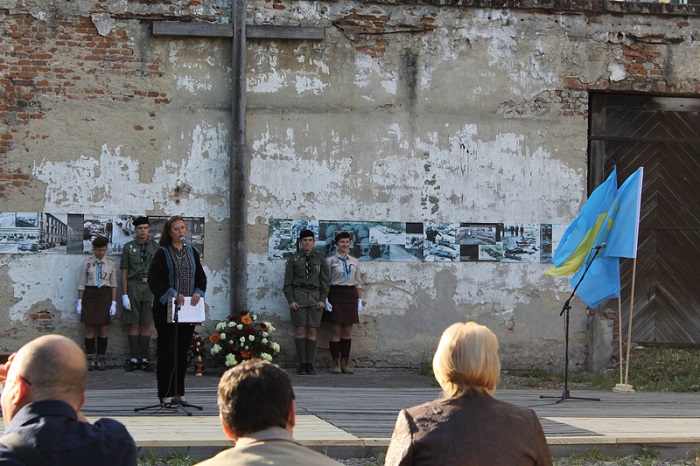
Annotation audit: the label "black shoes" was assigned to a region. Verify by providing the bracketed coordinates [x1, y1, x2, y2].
[125, 358, 139, 372]
[140, 359, 153, 372]
[297, 363, 317, 375]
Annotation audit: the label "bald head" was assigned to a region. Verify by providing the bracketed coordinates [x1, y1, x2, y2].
[2, 335, 87, 426]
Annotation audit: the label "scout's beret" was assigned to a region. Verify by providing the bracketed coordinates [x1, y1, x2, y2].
[134, 216, 150, 227]
[299, 229, 315, 240]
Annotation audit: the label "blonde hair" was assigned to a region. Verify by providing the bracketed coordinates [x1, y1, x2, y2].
[432, 322, 501, 397]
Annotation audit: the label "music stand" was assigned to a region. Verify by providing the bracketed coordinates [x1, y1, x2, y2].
[135, 259, 203, 416]
[540, 247, 602, 403]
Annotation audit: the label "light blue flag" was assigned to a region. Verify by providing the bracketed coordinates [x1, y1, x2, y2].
[572, 167, 644, 307]
[571, 256, 620, 308]
[545, 167, 617, 276]
[603, 167, 644, 259]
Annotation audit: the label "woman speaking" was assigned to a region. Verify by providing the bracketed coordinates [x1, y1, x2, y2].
[148, 216, 207, 404]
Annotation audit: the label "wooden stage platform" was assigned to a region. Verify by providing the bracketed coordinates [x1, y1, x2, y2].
[1, 367, 698, 461]
[71, 385, 700, 461]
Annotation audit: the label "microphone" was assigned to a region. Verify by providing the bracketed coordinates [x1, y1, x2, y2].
[179, 235, 186, 244]
[593, 243, 607, 250]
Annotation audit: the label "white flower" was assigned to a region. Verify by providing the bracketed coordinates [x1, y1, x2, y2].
[266, 323, 276, 333]
[252, 314, 257, 321]
[228, 321, 235, 328]
[271, 342, 280, 352]
[219, 333, 226, 340]
[237, 324, 243, 330]
[225, 353, 238, 367]
[229, 340, 234, 345]
[211, 344, 221, 355]
[248, 335, 255, 342]
[260, 353, 272, 361]
[216, 322, 226, 331]
[262, 332, 269, 338]
[239, 336, 246, 343]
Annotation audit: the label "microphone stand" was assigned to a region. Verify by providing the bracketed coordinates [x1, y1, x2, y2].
[135, 237, 203, 416]
[540, 246, 603, 403]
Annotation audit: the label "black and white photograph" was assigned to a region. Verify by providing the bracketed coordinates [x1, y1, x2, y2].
[40, 213, 68, 254]
[150, 216, 206, 258]
[268, 219, 295, 259]
[457, 223, 502, 262]
[540, 223, 553, 263]
[550, 223, 568, 262]
[0, 212, 40, 254]
[423, 222, 459, 262]
[502, 223, 541, 263]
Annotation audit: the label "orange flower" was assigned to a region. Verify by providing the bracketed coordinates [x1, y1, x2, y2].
[209, 334, 220, 343]
[241, 315, 253, 325]
[241, 350, 250, 359]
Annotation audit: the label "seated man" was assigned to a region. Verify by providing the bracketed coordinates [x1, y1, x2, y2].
[196, 359, 340, 466]
[0, 334, 137, 465]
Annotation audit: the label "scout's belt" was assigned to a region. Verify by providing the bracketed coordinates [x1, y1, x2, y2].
[296, 284, 319, 290]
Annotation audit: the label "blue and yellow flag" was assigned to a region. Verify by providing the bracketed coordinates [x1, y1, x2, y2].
[572, 167, 644, 308]
[545, 167, 618, 276]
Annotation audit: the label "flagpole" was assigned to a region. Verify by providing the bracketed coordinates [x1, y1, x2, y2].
[617, 296, 623, 385]
[614, 257, 637, 393]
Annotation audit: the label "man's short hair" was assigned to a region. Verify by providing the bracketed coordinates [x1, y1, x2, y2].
[432, 322, 501, 397]
[218, 359, 295, 438]
[92, 236, 109, 248]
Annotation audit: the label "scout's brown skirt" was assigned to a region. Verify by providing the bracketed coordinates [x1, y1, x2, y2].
[323, 285, 359, 325]
[81, 286, 112, 325]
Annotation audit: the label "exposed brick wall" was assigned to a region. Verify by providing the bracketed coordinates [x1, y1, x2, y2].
[0, 10, 169, 199]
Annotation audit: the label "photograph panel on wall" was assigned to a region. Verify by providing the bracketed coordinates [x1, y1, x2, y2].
[40, 213, 68, 254]
[457, 222, 503, 262]
[550, 224, 568, 261]
[396, 222, 424, 262]
[502, 223, 541, 263]
[149, 216, 206, 258]
[423, 222, 459, 262]
[364, 221, 404, 261]
[268, 219, 295, 259]
[540, 224, 553, 263]
[288, 219, 321, 255]
[319, 220, 345, 257]
[0, 212, 41, 254]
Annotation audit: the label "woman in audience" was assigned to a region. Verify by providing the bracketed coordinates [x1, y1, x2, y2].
[385, 321, 552, 466]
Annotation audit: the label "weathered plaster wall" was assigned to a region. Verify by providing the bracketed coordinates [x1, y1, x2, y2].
[1, 0, 698, 369]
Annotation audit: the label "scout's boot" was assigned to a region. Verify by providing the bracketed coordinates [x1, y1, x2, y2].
[341, 358, 354, 374]
[96, 355, 107, 371]
[87, 354, 96, 371]
[330, 358, 342, 374]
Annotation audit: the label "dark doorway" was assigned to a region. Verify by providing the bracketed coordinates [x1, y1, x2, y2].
[589, 93, 700, 346]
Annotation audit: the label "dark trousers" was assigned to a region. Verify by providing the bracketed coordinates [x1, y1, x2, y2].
[152, 303, 195, 399]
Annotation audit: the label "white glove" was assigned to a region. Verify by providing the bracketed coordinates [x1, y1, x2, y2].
[109, 301, 117, 316]
[357, 299, 363, 313]
[76, 299, 82, 314]
[325, 299, 333, 312]
[121, 294, 131, 310]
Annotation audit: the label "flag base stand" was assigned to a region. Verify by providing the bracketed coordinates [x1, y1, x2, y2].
[613, 383, 635, 393]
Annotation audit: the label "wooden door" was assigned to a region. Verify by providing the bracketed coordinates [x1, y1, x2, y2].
[589, 93, 700, 346]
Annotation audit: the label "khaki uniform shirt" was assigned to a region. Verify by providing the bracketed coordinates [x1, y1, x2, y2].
[120, 239, 160, 281]
[283, 250, 329, 303]
[327, 254, 363, 288]
[78, 255, 118, 289]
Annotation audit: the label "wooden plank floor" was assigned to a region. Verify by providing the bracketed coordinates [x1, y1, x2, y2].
[2, 376, 699, 459]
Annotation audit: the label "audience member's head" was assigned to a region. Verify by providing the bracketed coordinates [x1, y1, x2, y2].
[1, 335, 88, 427]
[432, 321, 501, 398]
[217, 359, 295, 440]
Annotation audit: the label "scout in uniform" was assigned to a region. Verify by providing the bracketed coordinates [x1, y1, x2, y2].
[283, 229, 330, 375]
[120, 216, 160, 372]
